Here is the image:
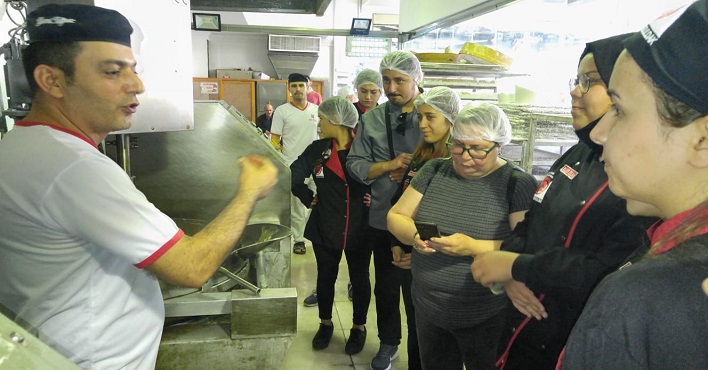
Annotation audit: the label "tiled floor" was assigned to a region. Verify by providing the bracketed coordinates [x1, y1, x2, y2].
[280, 241, 410, 370]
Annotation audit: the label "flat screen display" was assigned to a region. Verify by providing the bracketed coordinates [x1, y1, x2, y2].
[350, 18, 372, 35]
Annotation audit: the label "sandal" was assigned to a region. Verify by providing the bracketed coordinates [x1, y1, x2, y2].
[293, 242, 306, 255]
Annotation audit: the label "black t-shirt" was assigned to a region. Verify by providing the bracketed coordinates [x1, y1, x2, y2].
[255, 114, 272, 132]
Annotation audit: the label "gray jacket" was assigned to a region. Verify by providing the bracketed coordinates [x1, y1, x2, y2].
[346, 102, 421, 229]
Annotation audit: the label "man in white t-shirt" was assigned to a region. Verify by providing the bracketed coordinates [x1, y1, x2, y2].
[0, 4, 277, 369]
[270, 73, 319, 255]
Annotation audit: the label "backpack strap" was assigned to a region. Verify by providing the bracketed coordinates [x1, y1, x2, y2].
[384, 102, 396, 160]
[506, 164, 526, 209]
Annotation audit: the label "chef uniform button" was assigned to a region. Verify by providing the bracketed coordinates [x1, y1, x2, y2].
[580, 200, 586, 205]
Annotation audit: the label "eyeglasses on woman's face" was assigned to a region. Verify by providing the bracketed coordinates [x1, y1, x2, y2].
[569, 73, 603, 94]
[446, 141, 499, 159]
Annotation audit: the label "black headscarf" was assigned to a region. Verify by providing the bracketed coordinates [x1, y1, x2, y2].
[578, 33, 633, 86]
[576, 33, 633, 154]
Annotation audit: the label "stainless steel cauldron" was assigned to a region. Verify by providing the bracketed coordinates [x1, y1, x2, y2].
[159, 219, 290, 299]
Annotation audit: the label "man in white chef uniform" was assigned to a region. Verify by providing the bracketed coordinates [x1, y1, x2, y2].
[0, 4, 277, 369]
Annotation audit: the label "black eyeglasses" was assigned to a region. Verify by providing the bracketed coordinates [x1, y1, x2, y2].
[569, 73, 602, 94]
[395, 112, 408, 136]
[446, 141, 499, 159]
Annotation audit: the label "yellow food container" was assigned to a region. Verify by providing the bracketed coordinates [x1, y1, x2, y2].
[414, 52, 462, 63]
[459, 42, 513, 67]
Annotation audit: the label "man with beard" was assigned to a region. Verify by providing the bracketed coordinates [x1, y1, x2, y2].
[347, 50, 424, 370]
[271, 73, 319, 255]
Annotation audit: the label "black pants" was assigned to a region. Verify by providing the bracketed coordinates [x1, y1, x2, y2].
[498, 306, 562, 370]
[370, 226, 402, 346]
[312, 243, 372, 325]
[415, 309, 506, 370]
[401, 267, 422, 370]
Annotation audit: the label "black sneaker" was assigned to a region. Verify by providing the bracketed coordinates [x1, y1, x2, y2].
[370, 343, 398, 370]
[347, 282, 353, 302]
[312, 323, 334, 350]
[293, 241, 306, 254]
[345, 327, 367, 355]
[303, 289, 318, 307]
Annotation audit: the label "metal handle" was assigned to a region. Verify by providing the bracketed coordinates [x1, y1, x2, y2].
[217, 267, 261, 295]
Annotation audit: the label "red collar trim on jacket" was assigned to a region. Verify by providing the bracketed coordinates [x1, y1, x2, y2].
[354, 101, 367, 113]
[15, 121, 97, 148]
[324, 138, 350, 181]
[648, 206, 708, 255]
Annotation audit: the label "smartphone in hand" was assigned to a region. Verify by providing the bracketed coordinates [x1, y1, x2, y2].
[414, 221, 441, 241]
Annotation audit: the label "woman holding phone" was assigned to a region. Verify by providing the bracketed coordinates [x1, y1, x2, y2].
[387, 103, 537, 369]
[389, 86, 459, 370]
[470, 33, 656, 370]
[562, 2, 708, 368]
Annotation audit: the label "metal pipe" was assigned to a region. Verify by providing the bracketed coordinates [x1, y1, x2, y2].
[254, 250, 269, 289]
[217, 267, 261, 295]
[115, 133, 132, 178]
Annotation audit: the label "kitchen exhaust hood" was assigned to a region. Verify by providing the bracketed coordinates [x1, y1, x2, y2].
[267, 52, 318, 80]
[267, 35, 320, 80]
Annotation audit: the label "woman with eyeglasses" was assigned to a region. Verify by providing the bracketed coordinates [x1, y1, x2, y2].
[387, 102, 537, 369]
[562, 2, 707, 368]
[469, 34, 656, 370]
[388, 86, 460, 370]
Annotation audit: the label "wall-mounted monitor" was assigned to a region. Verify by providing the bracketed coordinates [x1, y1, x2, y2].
[350, 18, 372, 36]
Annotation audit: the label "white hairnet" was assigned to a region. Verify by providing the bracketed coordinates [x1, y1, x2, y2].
[413, 86, 461, 124]
[355, 69, 383, 91]
[380, 50, 423, 84]
[452, 103, 512, 146]
[318, 96, 359, 129]
[337, 85, 353, 98]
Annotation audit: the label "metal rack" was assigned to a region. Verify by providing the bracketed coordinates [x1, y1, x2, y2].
[419, 63, 576, 175]
[420, 61, 527, 101]
[484, 104, 576, 176]
[514, 113, 576, 174]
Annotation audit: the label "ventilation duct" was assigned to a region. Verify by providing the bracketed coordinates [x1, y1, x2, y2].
[268, 35, 321, 53]
[267, 35, 320, 80]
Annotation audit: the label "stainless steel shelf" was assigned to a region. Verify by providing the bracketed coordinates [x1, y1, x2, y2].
[420, 62, 526, 78]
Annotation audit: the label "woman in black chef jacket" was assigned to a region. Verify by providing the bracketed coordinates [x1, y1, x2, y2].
[290, 96, 372, 355]
[562, 2, 708, 368]
[469, 33, 657, 370]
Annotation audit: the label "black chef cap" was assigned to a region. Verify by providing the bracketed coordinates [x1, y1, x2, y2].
[624, 0, 707, 115]
[27, 4, 133, 47]
[288, 73, 308, 84]
[579, 33, 633, 86]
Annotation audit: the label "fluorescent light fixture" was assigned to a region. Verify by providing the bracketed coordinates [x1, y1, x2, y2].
[193, 13, 221, 32]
